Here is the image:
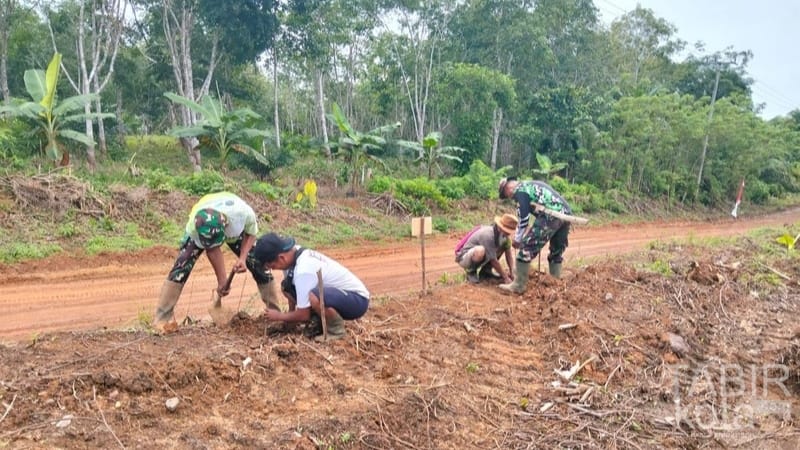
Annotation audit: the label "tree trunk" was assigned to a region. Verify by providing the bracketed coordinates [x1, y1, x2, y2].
[77, 1, 95, 171]
[116, 89, 126, 146]
[316, 68, 331, 157]
[0, 0, 12, 104]
[491, 107, 503, 170]
[163, 0, 204, 172]
[92, 75, 107, 156]
[272, 46, 280, 149]
[84, 103, 97, 170]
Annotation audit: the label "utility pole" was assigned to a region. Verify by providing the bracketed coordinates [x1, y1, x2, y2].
[696, 62, 721, 190]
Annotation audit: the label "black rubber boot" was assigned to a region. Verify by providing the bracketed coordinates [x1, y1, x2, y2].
[303, 312, 322, 338]
[465, 269, 480, 284]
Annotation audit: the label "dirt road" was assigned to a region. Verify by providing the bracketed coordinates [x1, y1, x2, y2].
[1, 209, 798, 341]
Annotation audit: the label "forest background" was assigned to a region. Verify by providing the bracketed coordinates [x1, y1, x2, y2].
[1, 0, 800, 264]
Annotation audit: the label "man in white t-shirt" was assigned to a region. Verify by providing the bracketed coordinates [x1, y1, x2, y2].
[153, 192, 279, 332]
[253, 232, 370, 341]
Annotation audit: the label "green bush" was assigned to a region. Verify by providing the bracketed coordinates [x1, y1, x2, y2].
[174, 170, 229, 195]
[395, 178, 449, 210]
[248, 181, 282, 200]
[144, 168, 177, 192]
[432, 216, 450, 233]
[435, 177, 468, 200]
[465, 160, 504, 198]
[747, 179, 770, 204]
[366, 175, 394, 194]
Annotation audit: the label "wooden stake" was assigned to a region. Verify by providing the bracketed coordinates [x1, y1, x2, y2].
[317, 269, 327, 341]
[421, 230, 427, 292]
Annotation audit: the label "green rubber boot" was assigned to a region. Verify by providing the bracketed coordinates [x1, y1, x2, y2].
[315, 311, 346, 342]
[499, 261, 530, 294]
[548, 262, 562, 279]
[153, 280, 183, 332]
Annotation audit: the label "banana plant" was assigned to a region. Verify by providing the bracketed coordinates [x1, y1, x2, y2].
[0, 53, 112, 166]
[531, 152, 568, 180]
[164, 92, 272, 170]
[396, 131, 465, 178]
[329, 102, 400, 195]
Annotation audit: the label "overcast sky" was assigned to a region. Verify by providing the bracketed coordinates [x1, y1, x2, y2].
[595, 0, 799, 120]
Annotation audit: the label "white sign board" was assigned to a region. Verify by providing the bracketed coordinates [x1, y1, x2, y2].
[410, 216, 432, 237]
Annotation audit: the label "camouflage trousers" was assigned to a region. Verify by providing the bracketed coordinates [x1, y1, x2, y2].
[518, 214, 570, 264]
[166, 235, 273, 285]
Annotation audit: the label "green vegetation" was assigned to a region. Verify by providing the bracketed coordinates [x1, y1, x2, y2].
[85, 223, 153, 256]
[0, 242, 62, 264]
[1, 1, 799, 263]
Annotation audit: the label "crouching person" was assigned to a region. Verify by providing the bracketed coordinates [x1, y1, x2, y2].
[254, 232, 369, 341]
[455, 214, 518, 284]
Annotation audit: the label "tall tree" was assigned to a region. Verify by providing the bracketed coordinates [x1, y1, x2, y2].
[608, 6, 683, 92]
[0, 0, 16, 103]
[377, 0, 454, 147]
[45, 0, 127, 170]
[435, 62, 515, 172]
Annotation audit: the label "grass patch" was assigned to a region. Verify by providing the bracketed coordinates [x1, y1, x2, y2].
[0, 242, 62, 264]
[86, 223, 153, 255]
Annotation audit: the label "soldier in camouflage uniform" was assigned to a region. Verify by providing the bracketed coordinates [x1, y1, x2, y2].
[497, 177, 571, 293]
[153, 192, 279, 332]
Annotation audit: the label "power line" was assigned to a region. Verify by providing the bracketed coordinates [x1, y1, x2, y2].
[597, 0, 628, 16]
[753, 78, 800, 105]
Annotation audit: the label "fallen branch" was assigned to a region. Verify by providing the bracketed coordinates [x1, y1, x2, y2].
[757, 261, 792, 281]
[604, 364, 622, 390]
[0, 393, 16, 424]
[94, 387, 125, 449]
[554, 355, 597, 382]
[612, 278, 645, 290]
[297, 339, 334, 365]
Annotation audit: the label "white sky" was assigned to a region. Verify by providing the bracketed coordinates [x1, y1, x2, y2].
[596, 0, 799, 120]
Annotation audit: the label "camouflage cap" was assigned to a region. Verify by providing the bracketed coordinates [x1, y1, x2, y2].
[498, 176, 517, 199]
[195, 208, 226, 248]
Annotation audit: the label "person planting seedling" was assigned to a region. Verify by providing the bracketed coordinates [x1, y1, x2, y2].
[153, 192, 279, 332]
[497, 177, 587, 293]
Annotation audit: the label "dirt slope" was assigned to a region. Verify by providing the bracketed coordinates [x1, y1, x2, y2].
[1, 208, 799, 341]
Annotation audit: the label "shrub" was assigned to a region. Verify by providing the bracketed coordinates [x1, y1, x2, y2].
[174, 171, 229, 195]
[248, 181, 281, 200]
[747, 179, 770, 204]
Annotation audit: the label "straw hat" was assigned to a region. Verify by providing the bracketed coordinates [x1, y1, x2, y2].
[494, 213, 519, 235]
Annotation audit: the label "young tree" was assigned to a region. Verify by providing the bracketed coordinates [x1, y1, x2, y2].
[329, 102, 399, 195]
[396, 131, 465, 178]
[163, 91, 271, 170]
[0, 52, 113, 166]
[150, 0, 278, 171]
